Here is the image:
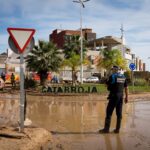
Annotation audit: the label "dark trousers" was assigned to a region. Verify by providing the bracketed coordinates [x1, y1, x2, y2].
[106, 93, 123, 120]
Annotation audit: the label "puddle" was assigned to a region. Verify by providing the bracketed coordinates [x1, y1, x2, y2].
[26, 97, 150, 150]
[26, 98, 129, 132]
[0, 94, 150, 150]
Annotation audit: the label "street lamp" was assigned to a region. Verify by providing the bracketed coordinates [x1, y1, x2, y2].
[148, 57, 150, 71]
[73, 0, 90, 84]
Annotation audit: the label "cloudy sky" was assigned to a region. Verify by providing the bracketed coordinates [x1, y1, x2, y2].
[0, 0, 150, 70]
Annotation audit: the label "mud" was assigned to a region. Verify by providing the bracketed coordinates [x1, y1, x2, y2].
[0, 93, 150, 150]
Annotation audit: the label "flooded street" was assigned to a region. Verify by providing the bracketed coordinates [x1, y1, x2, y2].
[26, 96, 150, 150]
[0, 94, 19, 126]
[0, 94, 150, 150]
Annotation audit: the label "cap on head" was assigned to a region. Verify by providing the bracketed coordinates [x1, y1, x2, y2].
[112, 65, 120, 70]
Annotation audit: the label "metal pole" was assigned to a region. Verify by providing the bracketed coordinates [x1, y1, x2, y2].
[73, 0, 90, 84]
[131, 70, 134, 93]
[148, 57, 150, 71]
[80, 4, 83, 84]
[19, 53, 25, 132]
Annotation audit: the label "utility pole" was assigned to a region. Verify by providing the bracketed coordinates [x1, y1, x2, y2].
[73, 0, 90, 84]
[120, 24, 124, 40]
[120, 24, 125, 57]
[148, 57, 150, 71]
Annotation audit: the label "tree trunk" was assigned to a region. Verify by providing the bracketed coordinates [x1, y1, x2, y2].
[72, 69, 77, 86]
[40, 72, 48, 86]
[72, 70, 74, 85]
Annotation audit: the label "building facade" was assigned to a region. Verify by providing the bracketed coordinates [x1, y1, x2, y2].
[49, 28, 147, 80]
[0, 27, 147, 83]
[49, 28, 96, 48]
[88, 36, 146, 71]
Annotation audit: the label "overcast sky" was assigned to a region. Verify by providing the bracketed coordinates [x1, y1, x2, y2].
[0, 0, 150, 70]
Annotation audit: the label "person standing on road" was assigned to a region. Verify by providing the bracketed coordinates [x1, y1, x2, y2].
[11, 73, 16, 87]
[99, 66, 128, 133]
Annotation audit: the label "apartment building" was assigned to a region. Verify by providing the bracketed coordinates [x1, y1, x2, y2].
[88, 35, 146, 71]
[49, 28, 146, 80]
[49, 28, 96, 48]
[0, 27, 147, 83]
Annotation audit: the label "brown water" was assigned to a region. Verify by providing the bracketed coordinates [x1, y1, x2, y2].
[0, 94, 19, 126]
[26, 96, 150, 150]
[1, 94, 150, 150]
[27, 98, 130, 132]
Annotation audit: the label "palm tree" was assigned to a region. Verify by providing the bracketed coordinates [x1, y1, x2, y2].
[63, 35, 87, 58]
[62, 53, 80, 84]
[97, 49, 127, 75]
[63, 35, 88, 84]
[26, 40, 62, 85]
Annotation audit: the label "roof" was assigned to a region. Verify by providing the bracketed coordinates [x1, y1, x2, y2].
[88, 36, 122, 47]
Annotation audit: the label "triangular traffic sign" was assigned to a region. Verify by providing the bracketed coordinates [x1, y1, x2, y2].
[7, 28, 35, 53]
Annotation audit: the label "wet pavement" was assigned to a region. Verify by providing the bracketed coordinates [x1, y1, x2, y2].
[0, 94, 150, 150]
[26, 97, 150, 150]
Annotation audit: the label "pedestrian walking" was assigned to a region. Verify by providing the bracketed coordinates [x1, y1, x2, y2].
[99, 66, 128, 133]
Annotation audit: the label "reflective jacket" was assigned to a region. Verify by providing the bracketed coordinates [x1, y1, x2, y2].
[107, 73, 127, 93]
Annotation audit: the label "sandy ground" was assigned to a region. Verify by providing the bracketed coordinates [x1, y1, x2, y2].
[0, 127, 53, 150]
[0, 92, 150, 150]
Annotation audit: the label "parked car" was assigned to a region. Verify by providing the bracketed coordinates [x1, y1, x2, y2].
[85, 76, 99, 83]
[62, 77, 86, 83]
[77, 77, 86, 83]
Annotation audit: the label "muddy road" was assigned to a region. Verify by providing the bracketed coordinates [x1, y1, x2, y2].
[0, 93, 150, 150]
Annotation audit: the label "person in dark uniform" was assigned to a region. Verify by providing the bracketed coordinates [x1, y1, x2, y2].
[99, 66, 128, 133]
[11, 73, 16, 87]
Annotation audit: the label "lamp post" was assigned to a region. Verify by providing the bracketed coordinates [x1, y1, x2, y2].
[73, 0, 90, 84]
[148, 57, 150, 71]
[148, 57, 150, 86]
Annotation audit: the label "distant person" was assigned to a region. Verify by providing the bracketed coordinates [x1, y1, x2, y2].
[1, 72, 6, 82]
[0, 77, 4, 90]
[11, 73, 16, 87]
[99, 66, 128, 134]
[52, 75, 58, 83]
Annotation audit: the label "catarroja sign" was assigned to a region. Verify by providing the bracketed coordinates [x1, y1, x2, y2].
[42, 86, 98, 93]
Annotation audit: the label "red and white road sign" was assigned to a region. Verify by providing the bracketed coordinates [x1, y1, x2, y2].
[7, 28, 35, 53]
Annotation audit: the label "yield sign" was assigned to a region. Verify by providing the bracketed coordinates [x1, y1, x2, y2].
[7, 28, 35, 53]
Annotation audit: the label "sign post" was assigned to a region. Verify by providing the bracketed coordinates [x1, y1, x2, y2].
[129, 63, 136, 93]
[20, 53, 25, 131]
[129, 62, 136, 126]
[7, 28, 35, 132]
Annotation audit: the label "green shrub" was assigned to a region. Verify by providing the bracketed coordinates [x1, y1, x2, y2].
[134, 78, 148, 86]
[25, 78, 37, 89]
